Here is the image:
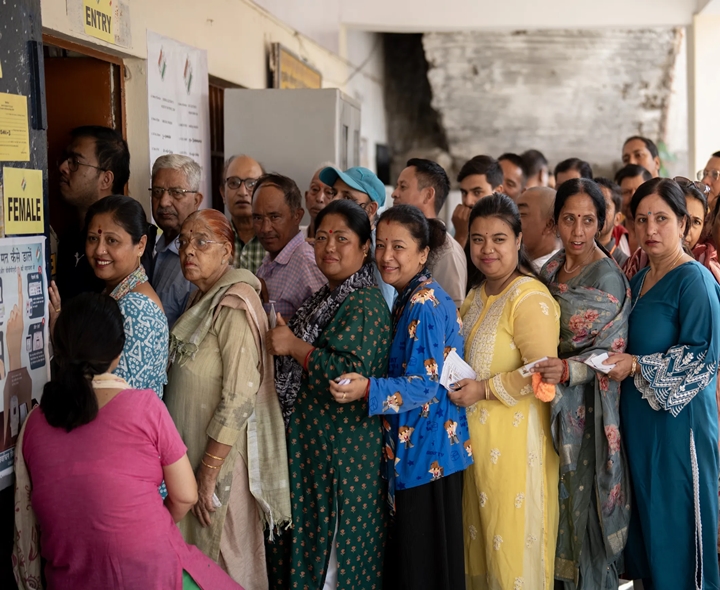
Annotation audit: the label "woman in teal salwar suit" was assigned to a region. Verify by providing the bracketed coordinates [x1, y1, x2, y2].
[608, 178, 720, 590]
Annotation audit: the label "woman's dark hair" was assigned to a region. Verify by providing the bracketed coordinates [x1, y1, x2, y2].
[465, 193, 536, 289]
[314, 199, 372, 246]
[675, 178, 709, 215]
[630, 178, 690, 236]
[41, 293, 125, 432]
[84, 195, 149, 244]
[377, 204, 446, 264]
[554, 178, 606, 233]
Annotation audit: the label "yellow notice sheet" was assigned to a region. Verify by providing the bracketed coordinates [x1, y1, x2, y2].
[3, 168, 44, 235]
[83, 0, 114, 44]
[0, 93, 30, 162]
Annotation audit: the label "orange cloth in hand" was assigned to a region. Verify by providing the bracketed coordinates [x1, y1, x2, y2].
[532, 372, 555, 402]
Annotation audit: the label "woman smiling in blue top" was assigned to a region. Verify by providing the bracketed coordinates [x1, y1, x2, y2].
[332, 204, 473, 590]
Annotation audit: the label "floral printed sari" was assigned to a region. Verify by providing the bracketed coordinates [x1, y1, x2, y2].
[540, 253, 632, 590]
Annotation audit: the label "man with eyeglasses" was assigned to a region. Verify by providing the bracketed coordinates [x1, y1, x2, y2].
[318, 165, 395, 309]
[219, 154, 267, 273]
[55, 125, 130, 301]
[253, 173, 327, 319]
[150, 154, 203, 327]
[698, 151, 720, 211]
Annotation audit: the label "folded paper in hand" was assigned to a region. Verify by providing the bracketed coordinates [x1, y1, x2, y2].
[585, 352, 615, 374]
[440, 350, 477, 389]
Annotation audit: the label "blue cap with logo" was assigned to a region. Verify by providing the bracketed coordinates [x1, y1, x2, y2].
[319, 166, 386, 207]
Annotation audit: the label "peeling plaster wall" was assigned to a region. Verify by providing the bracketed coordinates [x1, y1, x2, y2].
[421, 28, 687, 177]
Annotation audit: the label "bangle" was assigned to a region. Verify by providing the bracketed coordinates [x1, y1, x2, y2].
[303, 347, 315, 372]
[560, 360, 569, 384]
[630, 355, 638, 377]
[483, 380, 489, 401]
[201, 460, 220, 470]
[204, 451, 224, 461]
[364, 379, 370, 401]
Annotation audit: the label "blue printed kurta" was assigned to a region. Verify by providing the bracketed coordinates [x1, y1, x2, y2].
[368, 275, 473, 509]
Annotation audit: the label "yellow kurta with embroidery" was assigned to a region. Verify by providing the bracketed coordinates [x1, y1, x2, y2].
[460, 276, 561, 590]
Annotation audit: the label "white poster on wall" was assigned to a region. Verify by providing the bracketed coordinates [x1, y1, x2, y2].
[0, 236, 49, 490]
[146, 31, 211, 208]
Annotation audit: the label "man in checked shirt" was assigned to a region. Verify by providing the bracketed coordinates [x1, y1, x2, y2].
[253, 173, 326, 320]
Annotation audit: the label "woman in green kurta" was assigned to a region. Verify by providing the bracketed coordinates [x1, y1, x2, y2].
[266, 200, 391, 590]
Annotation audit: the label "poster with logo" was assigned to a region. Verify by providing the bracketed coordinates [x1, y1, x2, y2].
[0, 236, 49, 490]
[146, 31, 211, 209]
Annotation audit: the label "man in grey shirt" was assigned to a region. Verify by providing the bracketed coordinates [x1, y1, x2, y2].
[150, 154, 203, 327]
[391, 158, 467, 307]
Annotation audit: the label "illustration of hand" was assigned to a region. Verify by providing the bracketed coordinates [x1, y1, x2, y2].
[7, 271, 24, 372]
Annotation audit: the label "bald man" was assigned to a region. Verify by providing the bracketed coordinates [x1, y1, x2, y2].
[517, 187, 559, 272]
[220, 154, 267, 273]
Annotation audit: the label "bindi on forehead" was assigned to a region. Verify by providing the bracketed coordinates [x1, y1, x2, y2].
[97, 228, 102, 234]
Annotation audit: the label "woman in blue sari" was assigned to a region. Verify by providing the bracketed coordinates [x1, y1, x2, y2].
[607, 178, 720, 590]
[533, 179, 631, 590]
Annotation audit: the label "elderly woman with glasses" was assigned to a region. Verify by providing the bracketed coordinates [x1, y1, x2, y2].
[164, 209, 291, 590]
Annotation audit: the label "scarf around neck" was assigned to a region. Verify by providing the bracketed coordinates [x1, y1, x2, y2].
[275, 262, 377, 426]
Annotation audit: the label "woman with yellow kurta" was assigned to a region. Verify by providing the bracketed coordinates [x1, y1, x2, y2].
[449, 193, 561, 589]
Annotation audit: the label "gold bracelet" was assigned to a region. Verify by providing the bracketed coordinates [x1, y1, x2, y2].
[484, 380, 489, 401]
[204, 451, 224, 461]
[630, 356, 638, 377]
[201, 460, 220, 470]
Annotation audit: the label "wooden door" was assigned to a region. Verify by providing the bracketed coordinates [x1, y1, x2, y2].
[43, 54, 123, 236]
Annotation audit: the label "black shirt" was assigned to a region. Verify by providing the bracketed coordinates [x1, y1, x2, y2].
[55, 226, 104, 301]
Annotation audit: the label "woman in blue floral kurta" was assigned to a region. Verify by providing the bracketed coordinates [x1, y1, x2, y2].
[332, 205, 473, 590]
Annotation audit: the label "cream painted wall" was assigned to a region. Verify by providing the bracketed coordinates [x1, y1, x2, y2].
[688, 14, 720, 176]
[40, 0, 387, 210]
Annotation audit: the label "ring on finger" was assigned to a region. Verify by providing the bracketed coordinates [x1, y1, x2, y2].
[343, 393, 346, 400]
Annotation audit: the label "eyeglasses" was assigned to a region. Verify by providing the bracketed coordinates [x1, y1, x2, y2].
[674, 176, 711, 195]
[697, 169, 720, 182]
[224, 177, 258, 191]
[175, 236, 220, 251]
[149, 187, 198, 200]
[57, 154, 106, 173]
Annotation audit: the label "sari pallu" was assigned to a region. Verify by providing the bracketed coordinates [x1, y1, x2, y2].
[540, 254, 631, 589]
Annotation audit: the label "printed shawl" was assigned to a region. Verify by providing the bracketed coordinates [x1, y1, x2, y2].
[169, 268, 291, 535]
[540, 253, 632, 587]
[274, 262, 376, 426]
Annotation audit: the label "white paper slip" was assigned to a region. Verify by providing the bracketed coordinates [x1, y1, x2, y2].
[585, 353, 615, 374]
[519, 356, 549, 378]
[440, 350, 477, 389]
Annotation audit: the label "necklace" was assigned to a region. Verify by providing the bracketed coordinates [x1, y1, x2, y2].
[108, 265, 148, 301]
[563, 247, 596, 274]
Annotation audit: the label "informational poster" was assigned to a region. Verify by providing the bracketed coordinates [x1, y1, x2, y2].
[147, 31, 211, 208]
[0, 93, 30, 162]
[0, 237, 49, 490]
[3, 167, 44, 235]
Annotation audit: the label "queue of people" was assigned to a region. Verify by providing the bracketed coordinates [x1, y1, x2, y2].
[10, 125, 720, 590]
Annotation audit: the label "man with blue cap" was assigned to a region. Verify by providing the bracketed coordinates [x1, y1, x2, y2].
[319, 166, 395, 309]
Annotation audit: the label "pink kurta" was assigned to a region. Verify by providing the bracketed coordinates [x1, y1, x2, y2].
[22, 388, 241, 590]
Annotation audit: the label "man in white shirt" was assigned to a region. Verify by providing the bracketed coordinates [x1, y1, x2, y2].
[517, 187, 560, 273]
[391, 158, 467, 306]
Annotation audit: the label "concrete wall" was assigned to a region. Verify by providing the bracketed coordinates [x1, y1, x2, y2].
[40, 0, 387, 208]
[421, 27, 687, 178]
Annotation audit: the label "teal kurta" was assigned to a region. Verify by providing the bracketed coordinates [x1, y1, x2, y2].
[269, 286, 391, 590]
[621, 261, 720, 590]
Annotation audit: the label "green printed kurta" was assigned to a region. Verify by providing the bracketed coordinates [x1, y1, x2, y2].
[269, 287, 391, 590]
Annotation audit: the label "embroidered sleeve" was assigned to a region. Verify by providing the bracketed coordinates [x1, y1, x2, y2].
[636, 346, 717, 417]
[487, 290, 560, 407]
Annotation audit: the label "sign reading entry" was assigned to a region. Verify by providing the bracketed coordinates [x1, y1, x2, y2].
[83, 0, 114, 44]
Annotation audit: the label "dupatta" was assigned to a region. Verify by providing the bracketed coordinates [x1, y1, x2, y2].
[540, 253, 632, 584]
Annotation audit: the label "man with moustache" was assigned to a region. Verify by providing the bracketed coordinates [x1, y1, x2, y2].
[220, 154, 267, 273]
[253, 173, 326, 319]
[150, 154, 203, 327]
